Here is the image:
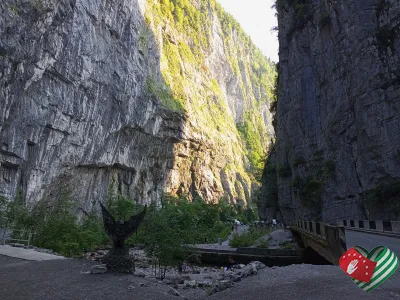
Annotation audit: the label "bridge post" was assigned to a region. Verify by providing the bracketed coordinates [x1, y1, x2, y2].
[392, 221, 400, 234]
[375, 221, 384, 232]
[324, 225, 346, 264]
[363, 220, 370, 229]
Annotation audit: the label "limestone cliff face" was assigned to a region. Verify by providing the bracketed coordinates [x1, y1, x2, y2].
[260, 0, 400, 223]
[0, 0, 275, 209]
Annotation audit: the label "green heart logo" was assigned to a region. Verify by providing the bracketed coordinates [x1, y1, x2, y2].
[352, 246, 399, 292]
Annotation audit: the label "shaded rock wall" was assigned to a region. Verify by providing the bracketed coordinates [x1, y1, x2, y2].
[261, 0, 400, 223]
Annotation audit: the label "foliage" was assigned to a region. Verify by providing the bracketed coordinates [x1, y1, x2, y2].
[364, 181, 400, 205]
[236, 116, 267, 180]
[376, 25, 397, 54]
[257, 239, 269, 248]
[0, 195, 8, 227]
[145, 0, 277, 182]
[293, 156, 306, 167]
[8, 4, 19, 15]
[146, 77, 185, 112]
[229, 228, 266, 247]
[319, 12, 331, 28]
[279, 241, 293, 249]
[277, 164, 292, 177]
[325, 160, 336, 174]
[1, 190, 258, 262]
[299, 177, 324, 208]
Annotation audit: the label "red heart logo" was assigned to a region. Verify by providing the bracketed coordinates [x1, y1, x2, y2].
[340, 247, 377, 282]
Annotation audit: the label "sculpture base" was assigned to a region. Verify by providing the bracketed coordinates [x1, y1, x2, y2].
[102, 247, 135, 273]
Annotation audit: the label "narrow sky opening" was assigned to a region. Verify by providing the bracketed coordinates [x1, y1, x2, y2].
[217, 0, 279, 62]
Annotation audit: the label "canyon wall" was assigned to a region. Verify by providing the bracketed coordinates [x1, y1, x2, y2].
[0, 0, 275, 210]
[260, 0, 400, 222]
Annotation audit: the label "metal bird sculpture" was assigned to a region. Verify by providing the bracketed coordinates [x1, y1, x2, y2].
[99, 201, 147, 248]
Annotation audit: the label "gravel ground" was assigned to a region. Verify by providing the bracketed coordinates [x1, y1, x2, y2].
[1, 255, 399, 300]
[209, 264, 400, 300]
[0, 256, 206, 300]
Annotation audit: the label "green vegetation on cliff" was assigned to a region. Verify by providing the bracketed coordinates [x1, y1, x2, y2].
[145, 0, 276, 182]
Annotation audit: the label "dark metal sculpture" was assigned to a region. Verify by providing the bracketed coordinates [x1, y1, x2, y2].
[98, 201, 147, 273]
[99, 201, 147, 248]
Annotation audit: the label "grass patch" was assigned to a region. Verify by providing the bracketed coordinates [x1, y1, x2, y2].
[256, 239, 269, 248]
[146, 77, 185, 112]
[280, 241, 293, 249]
[229, 227, 273, 247]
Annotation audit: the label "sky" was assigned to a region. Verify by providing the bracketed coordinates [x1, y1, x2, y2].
[217, 0, 279, 62]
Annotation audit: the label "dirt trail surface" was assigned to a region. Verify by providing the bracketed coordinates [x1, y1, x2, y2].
[0, 245, 66, 261]
[1, 255, 399, 300]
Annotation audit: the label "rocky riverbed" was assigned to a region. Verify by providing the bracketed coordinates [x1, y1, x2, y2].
[2, 255, 399, 300]
[85, 247, 268, 296]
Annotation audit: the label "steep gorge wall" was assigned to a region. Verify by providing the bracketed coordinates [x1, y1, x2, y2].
[260, 0, 400, 223]
[0, 0, 275, 210]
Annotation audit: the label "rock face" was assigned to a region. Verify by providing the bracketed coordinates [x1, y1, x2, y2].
[0, 0, 275, 209]
[261, 0, 400, 223]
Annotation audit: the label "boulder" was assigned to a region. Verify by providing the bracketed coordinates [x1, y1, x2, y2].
[91, 264, 107, 274]
[164, 274, 191, 284]
[240, 264, 257, 277]
[133, 270, 147, 277]
[183, 280, 198, 288]
[208, 280, 233, 295]
[249, 261, 266, 270]
[228, 274, 241, 282]
[168, 288, 180, 297]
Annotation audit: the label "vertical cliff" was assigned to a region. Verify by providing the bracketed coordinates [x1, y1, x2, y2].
[260, 0, 400, 222]
[0, 0, 275, 209]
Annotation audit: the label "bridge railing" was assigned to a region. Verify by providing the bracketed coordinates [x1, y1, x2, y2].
[337, 220, 400, 235]
[289, 220, 346, 265]
[250, 223, 286, 233]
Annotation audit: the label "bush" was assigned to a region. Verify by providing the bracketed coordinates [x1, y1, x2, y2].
[256, 239, 269, 248]
[277, 164, 292, 177]
[325, 160, 336, 174]
[300, 177, 324, 208]
[293, 157, 306, 167]
[0, 190, 258, 261]
[280, 241, 293, 249]
[229, 228, 266, 247]
[319, 12, 330, 28]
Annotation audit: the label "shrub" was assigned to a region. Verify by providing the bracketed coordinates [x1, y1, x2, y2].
[291, 176, 302, 188]
[300, 177, 324, 208]
[256, 239, 269, 248]
[325, 160, 336, 173]
[376, 25, 397, 53]
[229, 228, 267, 247]
[319, 12, 330, 28]
[277, 164, 292, 177]
[280, 241, 293, 249]
[1, 189, 258, 262]
[293, 157, 306, 167]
